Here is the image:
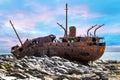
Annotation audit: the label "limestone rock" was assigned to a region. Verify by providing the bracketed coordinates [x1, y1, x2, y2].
[0, 55, 119, 79]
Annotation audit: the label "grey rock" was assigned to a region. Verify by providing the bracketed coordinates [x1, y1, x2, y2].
[105, 65, 118, 70]
[0, 55, 115, 80]
[0, 76, 16, 80]
[24, 73, 34, 78]
[17, 68, 24, 72]
[0, 69, 7, 73]
[63, 62, 72, 67]
[54, 67, 68, 74]
[67, 68, 84, 74]
[63, 78, 69, 80]
[14, 63, 23, 69]
[51, 56, 63, 61]
[29, 58, 37, 62]
[82, 73, 99, 80]
[95, 71, 108, 80]
[106, 60, 118, 64]
[54, 61, 63, 67]
[10, 72, 26, 79]
[21, 58, 28, 63]
[21, 62, 29, 68]
[44, 76, 53, 80]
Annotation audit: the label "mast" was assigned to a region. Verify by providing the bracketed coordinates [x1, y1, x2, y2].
[94, 24, 104, 37]
[87, 24, 97, 36]
[65, 3, 68, 37]
[57, 22, 66, 31]
[10, 20, 23, 46]
[57, 4, 68, 38]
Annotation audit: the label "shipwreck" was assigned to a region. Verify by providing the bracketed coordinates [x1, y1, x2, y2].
[10, 4, 106, 62]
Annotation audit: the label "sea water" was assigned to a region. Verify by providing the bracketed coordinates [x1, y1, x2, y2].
[100, 52, 120, 61]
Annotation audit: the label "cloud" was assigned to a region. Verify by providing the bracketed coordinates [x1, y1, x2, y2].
[106, 45, 120, 52]
[0, 12, 3, 16]
[70, 5, 102, 18]
[2, 5, 64, 29]
[0, 37, 18, 48]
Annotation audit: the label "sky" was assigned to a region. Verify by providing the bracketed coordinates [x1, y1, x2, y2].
[0, 0, 120, 53]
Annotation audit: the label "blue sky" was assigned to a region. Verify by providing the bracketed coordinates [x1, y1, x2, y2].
[0, 0, 120, 53]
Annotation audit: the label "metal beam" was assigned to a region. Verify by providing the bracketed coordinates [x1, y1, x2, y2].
[87, 24, 97, 36]
[94, 24, 105, 37]
[10, 20, 23, 46]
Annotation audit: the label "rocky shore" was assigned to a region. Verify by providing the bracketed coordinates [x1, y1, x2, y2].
[0, 55, 119, 80]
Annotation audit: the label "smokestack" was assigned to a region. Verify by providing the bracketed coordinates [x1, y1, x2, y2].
[69, 26, 76, 37]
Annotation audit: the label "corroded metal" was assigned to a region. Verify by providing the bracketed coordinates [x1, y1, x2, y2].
[94, 24, 105, 37]
[10, 4, 106, 62]
[69, 26, 76, 37]
[87, 24, 97, 37]
[57, 22, 66, 37]
[10, 20, 23, 46]
[65, 3, 68, 37]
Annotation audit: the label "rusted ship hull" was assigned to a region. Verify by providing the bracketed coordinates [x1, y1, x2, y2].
[44, 42, 105, 61]
[11, 39, 105, 62]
